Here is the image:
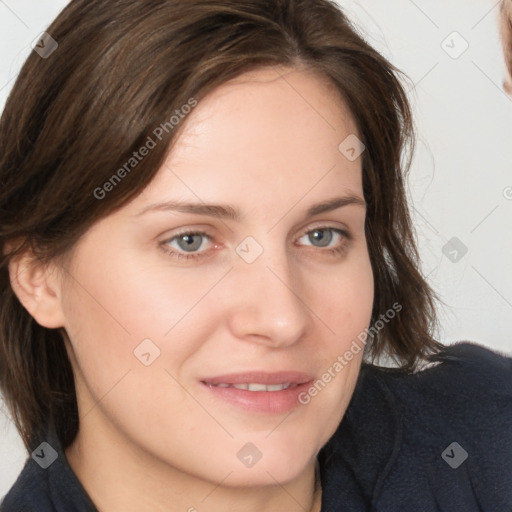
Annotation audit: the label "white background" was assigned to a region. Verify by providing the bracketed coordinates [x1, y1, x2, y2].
[1, 0, 511, 497]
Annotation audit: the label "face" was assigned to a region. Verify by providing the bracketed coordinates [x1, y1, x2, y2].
[56, 65, 373, 487]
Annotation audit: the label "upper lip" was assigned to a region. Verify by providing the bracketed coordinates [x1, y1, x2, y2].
[201, 371, 315, 386]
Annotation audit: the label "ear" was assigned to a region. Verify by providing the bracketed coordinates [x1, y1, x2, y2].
[8, 248, 66, 329]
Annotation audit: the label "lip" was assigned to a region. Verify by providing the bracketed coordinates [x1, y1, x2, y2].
[200, 371, 315, 414]
[202, 371, 314, 386]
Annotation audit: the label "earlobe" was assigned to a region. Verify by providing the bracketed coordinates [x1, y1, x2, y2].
[8, 251, 66, 329]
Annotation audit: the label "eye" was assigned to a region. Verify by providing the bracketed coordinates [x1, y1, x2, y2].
[160, 231, 213, 260]
[296, 226, 349, 255]
[159, 226, 350, 262]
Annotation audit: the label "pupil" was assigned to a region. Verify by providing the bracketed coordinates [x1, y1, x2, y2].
[178, 234, 201, 252]
[311, 229, 332, 247]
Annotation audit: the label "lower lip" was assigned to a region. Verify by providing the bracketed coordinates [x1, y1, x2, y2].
[201, 381, 313, 414]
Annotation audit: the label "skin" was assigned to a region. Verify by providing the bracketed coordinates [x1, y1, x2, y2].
[10, 65, 374, 512]
[501, 0, 512, 93]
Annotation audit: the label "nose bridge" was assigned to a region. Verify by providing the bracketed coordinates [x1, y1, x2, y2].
[227, 235, 311, 346]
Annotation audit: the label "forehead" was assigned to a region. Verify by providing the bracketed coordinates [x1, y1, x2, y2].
[132, 66, 363, 213]
[177, 64, 358, 145]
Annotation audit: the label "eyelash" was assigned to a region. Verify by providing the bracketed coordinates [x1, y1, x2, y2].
[159, 226, 351, 261]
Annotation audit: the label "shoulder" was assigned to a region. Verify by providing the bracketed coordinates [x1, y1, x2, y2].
[349, 341, 512, 433]
[1, 433, 97, 512]
[381, 339, 512, 385]
[369, 341, 512, 508]
[369, 341, 512, 463]
[374, 341, 512, 417]
[319, 341, 512, 510]
[1, 457, 54, 511]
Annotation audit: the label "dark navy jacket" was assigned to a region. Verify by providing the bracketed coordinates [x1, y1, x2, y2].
[2, 341, 512, 511]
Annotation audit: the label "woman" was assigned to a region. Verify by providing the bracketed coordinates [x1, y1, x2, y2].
[0, 0, 510, 511]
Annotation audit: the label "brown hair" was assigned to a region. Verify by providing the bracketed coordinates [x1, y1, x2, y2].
[0, 0, 444, 452]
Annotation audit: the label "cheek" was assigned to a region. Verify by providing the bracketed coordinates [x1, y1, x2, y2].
[62, 246, 213, 348]
[320, 249, 374, 338]
[60, 247, 229, 420]
[59, 254, 184, 411]
[60, 259, 201, 453]
[308, 250, 373, 413]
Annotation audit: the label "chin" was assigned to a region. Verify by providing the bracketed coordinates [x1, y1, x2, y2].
[223, 439, 317, 487]
[224, 459, 311, 488]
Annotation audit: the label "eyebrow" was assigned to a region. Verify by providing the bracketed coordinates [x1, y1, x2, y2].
[133, 195, 366, 221]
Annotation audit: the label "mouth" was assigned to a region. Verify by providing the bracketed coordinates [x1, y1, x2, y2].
[200, 371, 315, 413]
[204, 382, 298, 392]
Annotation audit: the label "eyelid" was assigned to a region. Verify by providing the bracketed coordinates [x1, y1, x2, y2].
[297, 221, 350, 237]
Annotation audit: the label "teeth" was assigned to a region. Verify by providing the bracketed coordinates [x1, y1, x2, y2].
[266, 384, 289, 391]
[212, 382, 293, 392]
[247, 383, 267, 391]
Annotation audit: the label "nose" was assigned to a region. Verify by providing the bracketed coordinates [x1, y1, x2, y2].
[225, 245, 314, 349]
